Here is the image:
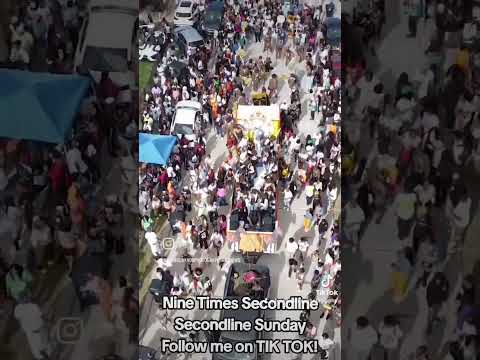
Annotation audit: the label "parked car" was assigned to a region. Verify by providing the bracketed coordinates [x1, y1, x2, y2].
[325, 17, 341, 46]
[174, 0, 200, 27]
[138, 345, 158, 360]
[74, 0, 137, 102]
[170, 100, 204, 141]
[201, 1, 224, 36]
[211, 263, 271, 360]
[174, 26, 204, 57]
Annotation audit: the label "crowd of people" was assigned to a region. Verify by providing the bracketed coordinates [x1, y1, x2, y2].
[140, 0, 342, 355]
[0, 1, 140, 359]
[343, 1, 479, 359]
[4, 0, 83, 72]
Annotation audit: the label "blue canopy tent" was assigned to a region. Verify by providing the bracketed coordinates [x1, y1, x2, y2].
[0, 69, 91, 143]
[139, 133, 177, 165]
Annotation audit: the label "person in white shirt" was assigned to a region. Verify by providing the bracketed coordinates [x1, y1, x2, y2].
[414, 178, 435, 207]
[445, 184, 471, 252]
[378, 315, 403, 360]
[344, 197, 365, 252]
[14, 296, 51, 359]
[11, 22, 34, 55]
[327, 182, 338, 212]
[348, 316, 378, 360]
[394, 187, 417, 241]
[65, 141, 88, 178]
[420, 111, 439, 138]
[355, 71, 377, 116]
[319, 332, 335, 357]
[145, 231, 160, 258]
[10, 40, 30, 66]
[285, 237, 299, 257]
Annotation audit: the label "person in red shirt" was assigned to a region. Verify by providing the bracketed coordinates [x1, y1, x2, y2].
[48, 152, 67, 205]
[98, 72, 120, 101]
[158, 168, 169, 191]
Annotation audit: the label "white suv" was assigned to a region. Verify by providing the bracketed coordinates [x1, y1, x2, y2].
[174, 0, 199, 26]
[74, 0, 137, 102]
[170, 100, 204, 141]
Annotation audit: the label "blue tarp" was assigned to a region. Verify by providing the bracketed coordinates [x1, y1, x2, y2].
[139, 133, 177, 165]
[0, 69, 91, 143]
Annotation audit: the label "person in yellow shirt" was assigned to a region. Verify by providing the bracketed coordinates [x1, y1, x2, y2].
[394, 187, 417, 241]
[456, 46, 470, 73]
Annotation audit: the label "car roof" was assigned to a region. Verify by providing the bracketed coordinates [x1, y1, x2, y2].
[174, 26, 203, 42]
[176, 100, 202, 110]
[220, 305, 260, 342]
[89, 0, 137, 11]
[174, 107, 198, 125]
[177, 0, 194, 10]
[174, 109, 196, 124]
[86, 9, 136, 49]
[207, 1, 224, 10]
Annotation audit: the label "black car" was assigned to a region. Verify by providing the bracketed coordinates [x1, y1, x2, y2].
[200, 1, 224, 36]
[212, 263, 271, 360]
[138, 345, 158, 360]
[149, 276, 173, 303]
[166, 60, 190, 87]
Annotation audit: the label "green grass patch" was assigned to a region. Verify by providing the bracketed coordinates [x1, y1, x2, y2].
[139, 61, 154, 92]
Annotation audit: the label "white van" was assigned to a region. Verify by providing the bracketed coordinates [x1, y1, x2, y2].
[74, 0, 137, 102]
[170, 100, 203, 141]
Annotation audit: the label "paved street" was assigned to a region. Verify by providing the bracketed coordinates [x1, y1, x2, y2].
[139, 1, 342, 359]
[343, 2, 480, 360]
[2, 145, 139, 360]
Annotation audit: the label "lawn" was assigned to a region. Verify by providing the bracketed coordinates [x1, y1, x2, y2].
[139, 61, 154, 92]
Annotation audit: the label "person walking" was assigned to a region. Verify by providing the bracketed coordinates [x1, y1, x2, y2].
[391, 247, 414, 302]
[393, 186, 417, 242]
[378, 315, 403, 360]
[296, 266, 305, 290]
[445, 184, 471, 254]
[288, 247, 303, 278]
[210, 230, 224, 257]
[310, 269, 322, 291]
[14, 295, 51, 360]
[347, 316, 379, 360]
[404, 0, 424, 37]
[5, 264, 33, 302]
[425, 271, 449, 335]
[344, 197, 365, 252]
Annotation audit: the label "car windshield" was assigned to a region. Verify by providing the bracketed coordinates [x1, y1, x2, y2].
[205, 13, 221, 23]
[180, 1, 192, 7]
[173, 123, 194, 135]
[83, 46, 128, 72]
[189, 39, 204, 48]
